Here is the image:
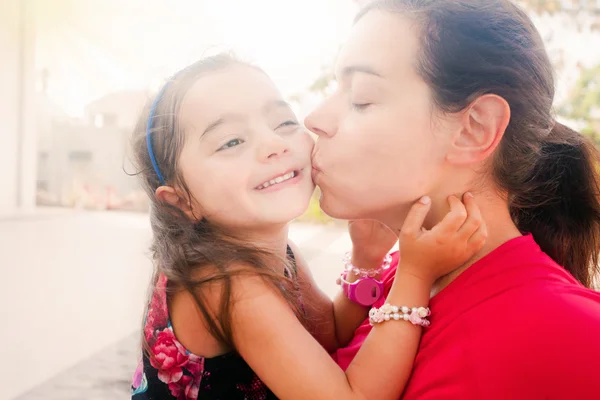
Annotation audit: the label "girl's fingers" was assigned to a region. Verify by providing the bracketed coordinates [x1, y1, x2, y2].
[400, 196, 432, 239]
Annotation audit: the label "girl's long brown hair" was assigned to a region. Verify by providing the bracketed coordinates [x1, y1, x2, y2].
[130, 54, 305, 357]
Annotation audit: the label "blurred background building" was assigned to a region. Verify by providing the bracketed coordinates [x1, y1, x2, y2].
[3, 0, 600, 218]
[1, 1, 36, 216]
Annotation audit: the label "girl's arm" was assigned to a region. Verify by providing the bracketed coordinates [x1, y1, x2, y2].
[229, 195, 486, 399]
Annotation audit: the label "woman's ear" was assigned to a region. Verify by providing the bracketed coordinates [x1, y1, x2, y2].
[446, 94, 510, 165]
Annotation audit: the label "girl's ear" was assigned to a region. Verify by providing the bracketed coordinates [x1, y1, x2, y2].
[155, 186, 203, 220]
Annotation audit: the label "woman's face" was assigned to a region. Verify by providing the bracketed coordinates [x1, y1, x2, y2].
[306, 11, 457, 225]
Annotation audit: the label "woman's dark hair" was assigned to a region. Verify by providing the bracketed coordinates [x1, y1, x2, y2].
[358, 0, 600, 288]
[130, 53, 304, 355]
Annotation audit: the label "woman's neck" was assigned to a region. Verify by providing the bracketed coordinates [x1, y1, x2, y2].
[431, 194, 521, 296]
[382, 190, 521, 296]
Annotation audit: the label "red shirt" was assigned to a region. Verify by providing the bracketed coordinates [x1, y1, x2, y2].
[332, 235, 600, 399]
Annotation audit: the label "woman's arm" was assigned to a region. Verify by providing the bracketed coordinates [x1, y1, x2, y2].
[290, 240, 393, 352]
[290, 220, 398, 352]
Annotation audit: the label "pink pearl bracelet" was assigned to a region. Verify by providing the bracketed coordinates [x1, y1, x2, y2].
[369, 303, 431, 327]
[344, 252, 393, 278]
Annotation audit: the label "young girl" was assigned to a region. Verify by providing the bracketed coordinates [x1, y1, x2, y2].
[130, 53, 487, 400]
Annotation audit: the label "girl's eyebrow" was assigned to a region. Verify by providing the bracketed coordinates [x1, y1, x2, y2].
[202, 113, 244, 137]
[202, 100, 292, 137]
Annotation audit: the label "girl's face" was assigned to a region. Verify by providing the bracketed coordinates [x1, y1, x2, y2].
[176, 65, 315, 230]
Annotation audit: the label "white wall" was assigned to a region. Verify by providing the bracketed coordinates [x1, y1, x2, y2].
[0, 0, 36, 215]
[37, 123, 140, 204]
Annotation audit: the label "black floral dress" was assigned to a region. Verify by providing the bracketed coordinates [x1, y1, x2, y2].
[131, 248, 296, 400]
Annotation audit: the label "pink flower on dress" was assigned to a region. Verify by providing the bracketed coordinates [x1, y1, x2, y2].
[132, 359, 144, 388]
[168, 374, 200, 400]
[144, 275, 170, 342]
[186, 354, 203, 376]
[150, 328, 189, 384]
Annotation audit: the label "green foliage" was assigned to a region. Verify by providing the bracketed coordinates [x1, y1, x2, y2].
[559, 64, 600, 144]
[561, 65, 600, 120]
[581, 126, 600, 145]
[308, 63, 336, 96]
[518, 0, 566, 14]
[518, 0, 600, 14]
[518, 1, 600, 144]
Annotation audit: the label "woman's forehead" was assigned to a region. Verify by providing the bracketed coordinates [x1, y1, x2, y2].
[336, 10, 420, 81]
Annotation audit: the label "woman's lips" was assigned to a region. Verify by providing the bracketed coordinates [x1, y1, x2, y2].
[311, 164, 321, 182]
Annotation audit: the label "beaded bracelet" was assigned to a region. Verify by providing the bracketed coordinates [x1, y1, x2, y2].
[343, 252, 393, 278]
[369, 303, 431, 327]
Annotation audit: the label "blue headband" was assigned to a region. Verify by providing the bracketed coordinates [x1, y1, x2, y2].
[145, 82, 170, 186]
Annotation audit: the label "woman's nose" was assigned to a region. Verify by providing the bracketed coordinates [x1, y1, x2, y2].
[304, 100, 338, 139]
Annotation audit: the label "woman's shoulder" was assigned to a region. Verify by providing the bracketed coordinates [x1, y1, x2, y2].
[456, 278, 600, 396]
[465, 268, 600, 356]
[467, 256, 600, 323]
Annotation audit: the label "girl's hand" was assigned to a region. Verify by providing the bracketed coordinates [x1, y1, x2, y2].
[397, 193, 487, 285]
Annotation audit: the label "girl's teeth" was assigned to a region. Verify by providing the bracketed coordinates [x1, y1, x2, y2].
[259, 171, 297, 190]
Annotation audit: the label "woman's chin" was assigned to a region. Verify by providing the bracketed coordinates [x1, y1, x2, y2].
[317, 194, 357, 221]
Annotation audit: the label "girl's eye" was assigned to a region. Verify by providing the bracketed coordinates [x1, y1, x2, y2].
[351, 103, 372, 111]
[218, 138, 244, 151]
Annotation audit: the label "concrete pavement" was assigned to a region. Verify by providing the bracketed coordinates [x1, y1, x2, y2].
[1, 210, 351, 400]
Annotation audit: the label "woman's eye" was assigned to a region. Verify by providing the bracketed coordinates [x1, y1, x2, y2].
[351, 103, 372, 111]
[277, 120, 299, 130]
[218, 138, 244, 151]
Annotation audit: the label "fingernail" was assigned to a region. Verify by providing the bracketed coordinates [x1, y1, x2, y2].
[419, 196, 431, 204]
[465, 192, 473, 199]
